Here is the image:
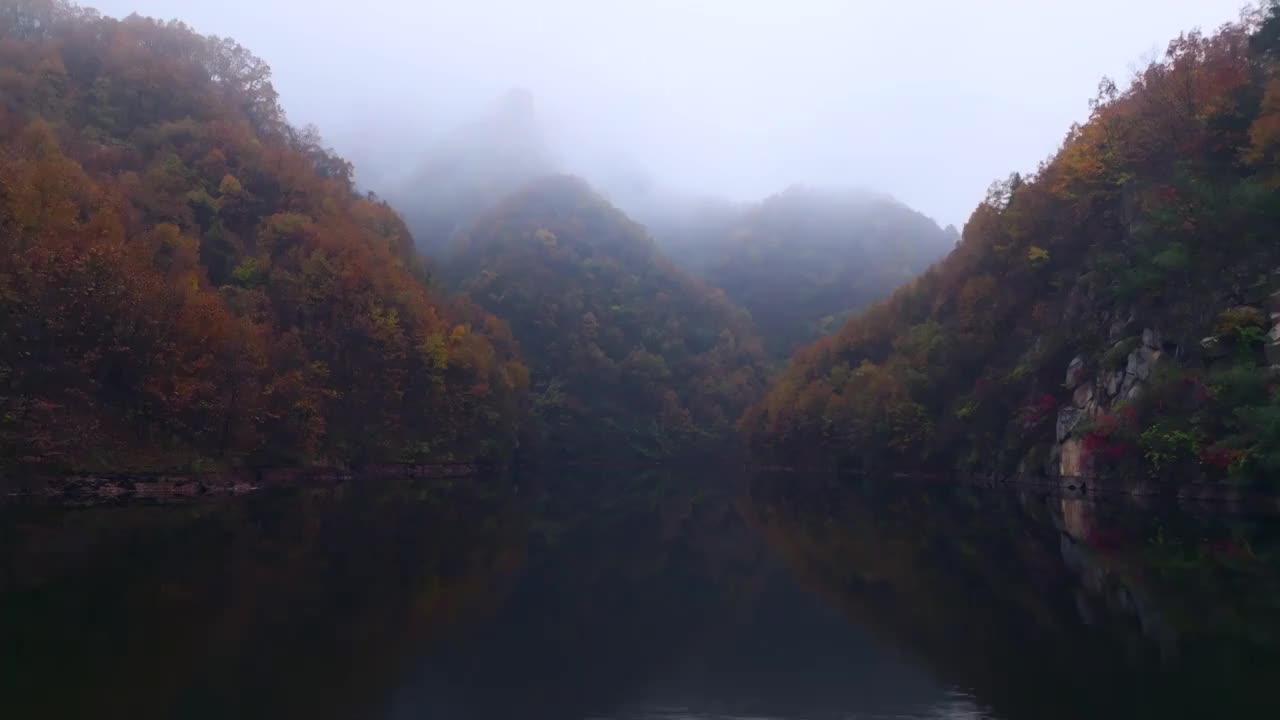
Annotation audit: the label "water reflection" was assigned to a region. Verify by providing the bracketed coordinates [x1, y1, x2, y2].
[0, 478, 527, 719]
[745, 474, 1280, 720]
[2, 469, 1278, 719]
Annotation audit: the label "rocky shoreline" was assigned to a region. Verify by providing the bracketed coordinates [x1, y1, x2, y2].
[1, 463, 486, 503]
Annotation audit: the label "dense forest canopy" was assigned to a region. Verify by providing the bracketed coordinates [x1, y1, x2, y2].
[0, 0, 528, 470]
[451, 175, 770, 459]
[744, 4, 1280, 487]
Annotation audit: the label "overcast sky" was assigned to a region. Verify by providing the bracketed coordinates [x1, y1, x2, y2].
[88, 0, 1249, 226]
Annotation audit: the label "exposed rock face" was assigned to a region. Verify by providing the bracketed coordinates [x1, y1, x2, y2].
[1108, 308, 1136, 342]
[1057, 407, 1083, 444]
[1125, 348, 1160, 397]
[1056, 361, 1100, 447]
[1059, 437, 1093, 478]
[1072, 383, 1094, 410]
[1200, 336, 1227, 359]
[1268, 328, 1280, 365]
[1268, 290, 1280, 365]
[1106, 368, 1124, 398]
[1064, 356, 1086, 389]
[1054, 328, 1163, 478]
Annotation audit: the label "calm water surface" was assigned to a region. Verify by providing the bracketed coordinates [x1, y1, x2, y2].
[2, 468, 1278, 719]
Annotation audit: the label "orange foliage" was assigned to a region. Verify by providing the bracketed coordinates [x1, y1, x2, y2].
[0, 1, 527, 470]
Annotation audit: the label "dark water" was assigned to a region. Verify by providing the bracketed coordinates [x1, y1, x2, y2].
[2, 469, 1279, 720]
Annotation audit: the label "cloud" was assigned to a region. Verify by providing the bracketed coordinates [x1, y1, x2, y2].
[88, 0, 1248, 225]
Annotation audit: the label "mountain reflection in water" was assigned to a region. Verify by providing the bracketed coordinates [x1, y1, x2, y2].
[2, 468, 1277, 719]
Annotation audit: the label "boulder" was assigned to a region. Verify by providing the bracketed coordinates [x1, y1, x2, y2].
[1200, 336, 1228, 359]
[1072, 382, 1094, 409]
[1105, 369, 1123, 397]
[1108, 309, 1136, 342]
[1057, 406, 1082, 443]
[1122, 345, 1161, 396]
[1269, 341, 1280, 366]
[1065, 356, 1086, 389]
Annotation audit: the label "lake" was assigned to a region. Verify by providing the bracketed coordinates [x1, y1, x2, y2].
[2, 468, 1278, 719]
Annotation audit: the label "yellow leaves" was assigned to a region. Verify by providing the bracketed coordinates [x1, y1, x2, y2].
[1026, 246, 1050, 268]
[534, 227, 557, 247]
[1052, 135, 1110, 198]
[450, 324, 469, 341]
[422, 333, 450, 373]
[2, 122, 92, 243]
[144, 223, 202, 277]
[218, 173, 243, 196]
[369, 304, 402, 339]
[230, 256, 267, 288]
[263, 212, 310, 236]
[17, 117, 61, 160]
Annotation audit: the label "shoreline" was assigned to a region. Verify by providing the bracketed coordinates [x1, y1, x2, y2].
[0, 463, 486, 503]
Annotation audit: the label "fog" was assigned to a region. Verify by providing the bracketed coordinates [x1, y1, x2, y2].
[89, 0, 1248, 226]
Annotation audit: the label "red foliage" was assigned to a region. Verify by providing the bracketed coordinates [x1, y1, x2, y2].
[1200, 447, 1243, 469]
[1019, 393, 1059, 429]
[0, 4, 530, 469]
[1082, 431, 1130, 460]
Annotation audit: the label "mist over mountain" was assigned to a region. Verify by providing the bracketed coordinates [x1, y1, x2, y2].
[388, 89, 955, 360]
[391, 88, 556, 255]
[691, 187, 958, 357]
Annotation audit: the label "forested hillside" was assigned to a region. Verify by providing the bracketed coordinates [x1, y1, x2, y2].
[688, 188, 955, 357]
[744, 7, 1280, 486]
[0, 0, 528, 470]
[452, 175, 769, 459]
[8, 0, 1278, 484]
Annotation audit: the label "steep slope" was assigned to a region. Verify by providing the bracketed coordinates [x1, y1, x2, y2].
[692, 187, 955, 357]
[744, 9, 1280, 488]
[0, 1, 527, 470]
[452, 175, 769, 458]
[392, 88, 554, 255]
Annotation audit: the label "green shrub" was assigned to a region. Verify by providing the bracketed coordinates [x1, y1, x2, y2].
[1234, 401, 1280, 486]
[1210, 362, 1267, 408]
[1139, 423, 1200, 475]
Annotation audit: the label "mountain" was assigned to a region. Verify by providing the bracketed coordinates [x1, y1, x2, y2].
[451, 175, 770, 459]
[686, 187, 955, 357]
[743, 9, 1280, 488]
[392, 88, 554, 255]
[0, 0, 527, 470]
